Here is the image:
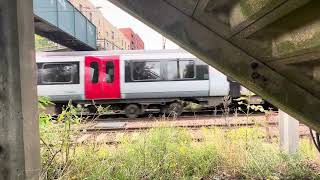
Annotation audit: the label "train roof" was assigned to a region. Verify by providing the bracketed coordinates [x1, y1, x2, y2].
[36, 49, 195, 58]
[36, 49, 204, 63]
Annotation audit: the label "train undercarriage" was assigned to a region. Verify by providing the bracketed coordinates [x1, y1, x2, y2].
[51, 95, 269, 118]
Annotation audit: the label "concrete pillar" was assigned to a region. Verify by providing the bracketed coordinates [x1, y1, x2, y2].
[0, 0, 40, 179]
[279, 110, 300, 154]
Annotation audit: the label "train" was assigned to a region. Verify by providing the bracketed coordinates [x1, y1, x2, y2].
[36, 49, 263, 117]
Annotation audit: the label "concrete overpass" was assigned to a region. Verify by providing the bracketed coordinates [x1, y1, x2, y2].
[109, 0, 320, 132]
[1, 0, 320, 179]
[33, 0, 97, 50]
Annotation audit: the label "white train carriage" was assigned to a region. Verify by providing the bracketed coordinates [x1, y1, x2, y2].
[37, 49, 253, 117]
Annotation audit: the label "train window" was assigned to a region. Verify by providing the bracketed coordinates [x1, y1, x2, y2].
[196, 65, 209, 80]
[37, 62, 79, 85]
[125, 61, 132, 82]
[90, 62, 99, 83]
[179, 60, 195, 79]
[132, 61, 161, 81]
[167, 61, 179, 80]
[37, 63, 42, 84]
[106, 61, 114, 83]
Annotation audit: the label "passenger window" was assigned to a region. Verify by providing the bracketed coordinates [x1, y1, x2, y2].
[179, 60, 195, 79]
[90, 62, 99, 83]
[132, 61, 161, 81]
[106, 61, 114, 83]
[37, 62, 79, 84]
[167, 61, 179, 80]
[196, 65, 209, 80]
[125, 61, 132, 82]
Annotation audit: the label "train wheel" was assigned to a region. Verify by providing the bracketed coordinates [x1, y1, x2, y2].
[124, 104, 140, 118]
[55, 103, 63, 115]
[88, 105, 97, 114]
[165, 102, 183, 117]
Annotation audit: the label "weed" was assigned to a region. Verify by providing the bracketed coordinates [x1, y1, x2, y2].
[39, 99, 83, 179]
[38, 97, 320, 179]
[40, 126, 320, 179]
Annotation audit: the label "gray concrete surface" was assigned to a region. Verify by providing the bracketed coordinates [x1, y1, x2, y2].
[109, 0, 320, 132]
[0, 0, 40, 179]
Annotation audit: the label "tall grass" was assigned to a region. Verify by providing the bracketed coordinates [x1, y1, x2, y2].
[39, 97, 320, 179]
[41, 124, 320, 179]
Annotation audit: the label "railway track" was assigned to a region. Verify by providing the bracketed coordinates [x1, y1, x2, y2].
[74, 123, 310, 145]
[82, 110, 273, 122]
[80, 113, 276, 130]
[85, 118, 278, 132]
[69, 113, 310, 145]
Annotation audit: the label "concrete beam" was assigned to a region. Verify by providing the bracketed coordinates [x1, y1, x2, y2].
[269, 51, 320, 65]
[232, 0, 311, 38]
[191, 0, 312, 63]
[165, 0, 199, 16]
[109, 0, 320, 132]
[0, 0, 40, 179]
[266, 62, 320, 99]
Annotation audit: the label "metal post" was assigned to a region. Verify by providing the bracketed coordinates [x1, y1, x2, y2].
[279, 110, 300, 154]
[0, 0, 40, 179]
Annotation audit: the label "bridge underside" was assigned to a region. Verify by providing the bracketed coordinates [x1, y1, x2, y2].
[110, 0, 320, 131]
[33, 0, 97, 51]
[34, 16, 95, 51]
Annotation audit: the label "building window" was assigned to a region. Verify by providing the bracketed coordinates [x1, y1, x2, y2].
[132, 61, 161, 81]
[90, 62, 99, 83]
[37, 62, 79, 85]
[111, 31, 114, 39]
[79, 4, 83, 12]
[106, 31, 109, 37]
[106, 62, 114, 83]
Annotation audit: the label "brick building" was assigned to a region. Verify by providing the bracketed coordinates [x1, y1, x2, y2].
[119, 28, 145, 50]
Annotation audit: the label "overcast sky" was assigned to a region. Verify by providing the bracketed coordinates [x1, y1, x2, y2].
[90, 0, 180, 50]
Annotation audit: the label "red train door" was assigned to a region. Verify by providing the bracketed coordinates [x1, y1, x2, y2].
[101, 56, 121, 99]
[85, 56, 102, 99]
[85, 56, 121, 100]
